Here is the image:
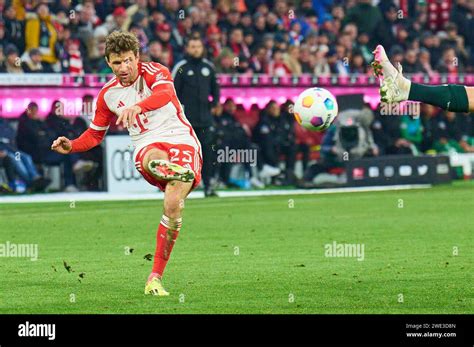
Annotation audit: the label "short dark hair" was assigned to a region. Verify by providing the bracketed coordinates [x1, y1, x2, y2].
[105, 31, 140, 60]
[185, 34, 202, 46]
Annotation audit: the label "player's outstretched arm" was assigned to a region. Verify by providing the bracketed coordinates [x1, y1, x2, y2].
[51, 128, 106, 154]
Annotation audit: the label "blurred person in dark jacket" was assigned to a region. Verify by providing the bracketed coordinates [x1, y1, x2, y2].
[432, 110, 474, 153]
[371, 110, 414, 155]
[3, 5, 25, 54]
[16, 102, 81, 192]
[214, 99, 264, 189]
[0, 150, 15, 193]
[72, 95, 104, 191]
[0, 117, 50, 193]
[172, 36, 220, 196]
[46, 100, 97, 190]
[253, 100, 297, 185]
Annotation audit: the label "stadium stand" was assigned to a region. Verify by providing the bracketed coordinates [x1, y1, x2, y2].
[1, 0, 474, 193]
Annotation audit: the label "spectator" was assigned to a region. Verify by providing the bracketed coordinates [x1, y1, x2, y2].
[284, 45, 302, 75]
[160, 0, 180, 26]
[436, 47, 463, 74]
[214, 99, 263, 188]
[372, 3, 398, 52]
[249, 46, 267, 74]
[420, 104, 440, 152]
[65, 39, 84, 74]
[342, 0, 383, 42]
[3, 5, 25, 54]
[313, 46, 331, 76]
[1, 0, 473, 76]
[16, 102, 81, 192]
[240, 12, 253, 32]
[355, 32, 372, 64]
[329, 44, 349, 76]
[402, 49, 422, 74]
[0, 150, 15, 193]
[252, 13, 267, 46]
[206, 25, 222, 59]
[419, 48, 435, 76]
[400, 115, 423, 153]
[349, 50, 367, 74]
[154, 22, 177, 67]
[0, 21, 7, 56]
[243, 29, 256, 53]
[89, 34, 110, 74]
[450, 0, 474, 49]
[227, 27, 250, 59]
[389, 45, 404, 68]
[428, 34, 443, 68]
[25, 3, 59, 71]
[253, 100, 299, 184]
[371, 110, 413, 155]
[267, 49, 291, 76]
[21, 48, 45, 73]
[148, 40, 164, 64]
[0, 117, 50, 193]
[219, 9, 242, 35]
[129, 23, 149, 56]
[457, 112, 474, 152]
[73, 2, 99, 69]
[88, 25, 108, 66]
[298, 44, 313, 73]
[0, 44, 23, 73]
[288, 21, 304, 46]
[177, 15, 193, 42]
[342, 22, 358, 43]
[432, 111, 467, 154]
[265, 11, 283, 35]
[99, 6, 128, 34]
[215, 47, 236, 73]
[441, 22, 469, 68]
[394, 26, 410, 51]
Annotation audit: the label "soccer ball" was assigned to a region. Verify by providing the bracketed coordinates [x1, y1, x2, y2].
[293, 87, 338, 131]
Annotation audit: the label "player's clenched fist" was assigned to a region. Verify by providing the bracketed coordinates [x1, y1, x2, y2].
[116, 105, 142, 128]
[51, 136, 72, 154]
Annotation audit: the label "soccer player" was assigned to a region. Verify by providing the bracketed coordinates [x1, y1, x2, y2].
[50, 31, 202, 296]
[372, 45, 474, 113]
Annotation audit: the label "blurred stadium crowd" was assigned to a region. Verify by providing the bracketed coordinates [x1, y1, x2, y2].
[0, 0, 473, 74]
[1, 96, 474, 194]
[1, 0, 474, 194]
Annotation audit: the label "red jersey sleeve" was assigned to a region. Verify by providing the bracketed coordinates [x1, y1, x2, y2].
[70, 88, 115, 153]
[136, 62, 177, 113]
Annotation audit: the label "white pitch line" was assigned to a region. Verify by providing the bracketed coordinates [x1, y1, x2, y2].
[0, 184, 432, 204]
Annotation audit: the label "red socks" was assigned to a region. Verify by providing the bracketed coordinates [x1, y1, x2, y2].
[151, 215, 182, 278]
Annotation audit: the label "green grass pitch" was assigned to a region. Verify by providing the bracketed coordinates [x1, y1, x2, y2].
[0, 182, 472, 314]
